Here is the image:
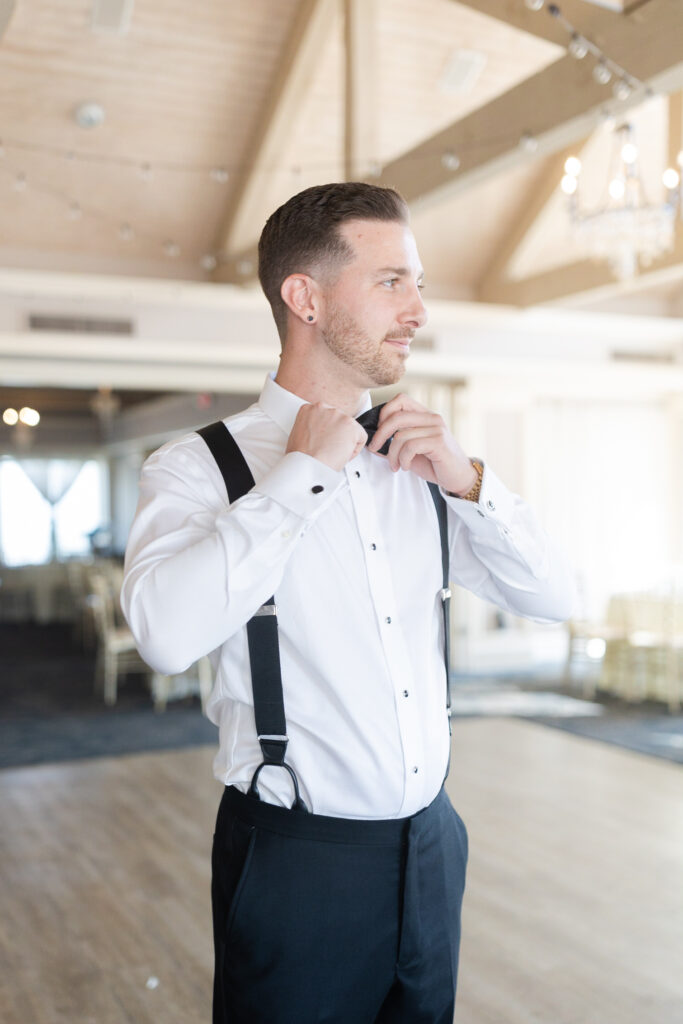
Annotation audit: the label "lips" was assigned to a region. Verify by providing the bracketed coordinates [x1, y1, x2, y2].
[384, 337, 412, 351]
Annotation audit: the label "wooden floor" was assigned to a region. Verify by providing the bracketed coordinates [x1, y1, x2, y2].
[1, 719, 682, 1024]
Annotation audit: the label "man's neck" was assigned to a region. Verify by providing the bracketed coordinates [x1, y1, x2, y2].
[275, 351, 367, 417]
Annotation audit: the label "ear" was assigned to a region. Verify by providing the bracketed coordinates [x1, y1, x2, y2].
[280, 273, 319, 325]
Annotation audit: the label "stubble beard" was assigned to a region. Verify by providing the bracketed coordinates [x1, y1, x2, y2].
[321, 303, 408, 388]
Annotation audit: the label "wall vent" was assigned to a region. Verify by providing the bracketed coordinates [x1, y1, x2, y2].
[439, 49, 487, 96]
[28, 314, 134, 335]
[610, 349, 676, 364]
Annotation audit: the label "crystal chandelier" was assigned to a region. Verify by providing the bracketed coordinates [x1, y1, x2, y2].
[561, 123, 682, 280]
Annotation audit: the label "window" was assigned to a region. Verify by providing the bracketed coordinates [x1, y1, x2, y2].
[0, 458, 107, 566]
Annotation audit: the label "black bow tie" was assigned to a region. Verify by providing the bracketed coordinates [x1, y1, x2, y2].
[356, 404, 392, 455]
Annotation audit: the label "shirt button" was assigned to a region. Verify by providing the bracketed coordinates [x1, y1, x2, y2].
[403, 690, 409, 698]
[412, 766, 419, 774]
[486, 499, 495, 510]
[385, 616, 392, 624]
[355, 470, 361, 478]
[370, 543, 377, 551]
[311, 485, 324, 494]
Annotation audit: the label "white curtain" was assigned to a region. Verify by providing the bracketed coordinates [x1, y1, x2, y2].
[530, 398, 672, 621]
[17, 460, 85, 560]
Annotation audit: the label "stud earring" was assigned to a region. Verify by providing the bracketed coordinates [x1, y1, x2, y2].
[307, 315, 314, 322]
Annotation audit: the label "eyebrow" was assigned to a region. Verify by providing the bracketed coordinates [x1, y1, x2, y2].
[376, 266, 425, 280]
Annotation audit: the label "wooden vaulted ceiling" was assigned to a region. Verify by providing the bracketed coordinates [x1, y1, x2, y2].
[0, 0, 682, 311]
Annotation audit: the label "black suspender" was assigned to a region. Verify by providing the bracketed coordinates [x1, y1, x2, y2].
[197, 420, 452, 808]
[427, 482, 452, 721]
[197, 421, 307, 812]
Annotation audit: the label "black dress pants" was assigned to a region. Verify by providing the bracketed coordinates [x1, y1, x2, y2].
[211, 785, 468, 1024]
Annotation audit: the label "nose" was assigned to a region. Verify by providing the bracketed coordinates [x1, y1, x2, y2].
[400, 283, 428, 329]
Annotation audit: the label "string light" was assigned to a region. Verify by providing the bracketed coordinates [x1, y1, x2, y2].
[441, 152, 460, 171]
[613, 79, 632, 101]
[568, 34, 588, 60]
[524, 0, 544, 9]
[2, 408, 19, 426]
[592, 61, 612, 86]
[200, 254, 218, 271]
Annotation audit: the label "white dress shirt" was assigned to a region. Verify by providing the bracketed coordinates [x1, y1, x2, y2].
[121, 373, 574, 819]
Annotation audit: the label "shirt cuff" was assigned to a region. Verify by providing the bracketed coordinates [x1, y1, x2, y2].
[255, 451, 346, 521]
[442, 461, 516, 529]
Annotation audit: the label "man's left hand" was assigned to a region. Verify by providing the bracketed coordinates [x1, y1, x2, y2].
[368, 393, 478, 496]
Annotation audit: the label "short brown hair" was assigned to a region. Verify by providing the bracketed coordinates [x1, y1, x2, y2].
[258, 182, 408, 340]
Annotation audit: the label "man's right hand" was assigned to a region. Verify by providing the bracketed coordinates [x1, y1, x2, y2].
[286, 403, 367, 471]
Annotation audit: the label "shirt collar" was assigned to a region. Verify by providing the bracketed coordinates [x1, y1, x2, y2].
[258, 372, 372, 435]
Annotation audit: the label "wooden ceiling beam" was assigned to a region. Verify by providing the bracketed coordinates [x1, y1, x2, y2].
[343, 0, 377, 181]
[450, 0, 622, 47]
[213, 0, 337, 284]
[481, 230, 683, 307]
[382, 0, 683, 213]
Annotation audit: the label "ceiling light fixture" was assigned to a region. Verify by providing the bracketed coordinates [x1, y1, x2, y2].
[74, 102, 105, 129]
[561, 122, 681, 279]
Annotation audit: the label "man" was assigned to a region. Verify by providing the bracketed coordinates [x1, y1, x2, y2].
[122, 182, 574, 1023]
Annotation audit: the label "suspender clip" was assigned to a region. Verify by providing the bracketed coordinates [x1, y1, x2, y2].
[254, 603, 277, 616]
[440, 588, 452, 602]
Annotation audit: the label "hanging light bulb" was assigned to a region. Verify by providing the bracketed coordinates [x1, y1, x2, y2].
[568, 34, 588, 60]
[592, 61, 612, 85]
[621, 142, 638, 164]
[2, 408, 19, 426]
[608, 178, 625, 200]
[524, 0, 544, 9]
[561, 174, 578, 195]
[564, 156, 582, 177]
[662, 167, 680, 190]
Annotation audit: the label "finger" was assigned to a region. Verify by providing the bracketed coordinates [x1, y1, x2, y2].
[370, 410, 441, 453]
[387, 427, 439, 471]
